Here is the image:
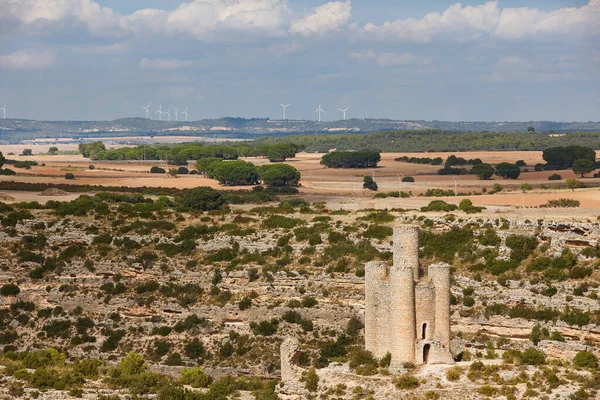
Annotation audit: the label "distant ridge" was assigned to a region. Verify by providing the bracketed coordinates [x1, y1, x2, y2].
[0, 117, 598, 141]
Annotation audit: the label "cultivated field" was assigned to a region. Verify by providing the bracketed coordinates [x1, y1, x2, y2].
[2, 147, 599, 211]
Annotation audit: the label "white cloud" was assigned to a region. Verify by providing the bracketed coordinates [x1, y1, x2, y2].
[350, 50, 416, 66]
[2, 0, 128, 37]
[0, 49, 57, 69]
[162, 0, 288, 39]
[139, 58, 193, 70]
[362, 0, 600, 42]
[3, 0, 289, 40]
[290, 1, 352, 36]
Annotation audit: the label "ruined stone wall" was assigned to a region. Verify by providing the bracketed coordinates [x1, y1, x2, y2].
[429, 262, 451, 347]
[280, 337, 303, 382]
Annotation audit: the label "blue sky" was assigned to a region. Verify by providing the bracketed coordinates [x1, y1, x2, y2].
[0, 0, 598, 122]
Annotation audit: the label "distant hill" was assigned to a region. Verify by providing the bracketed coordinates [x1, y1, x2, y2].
[0, 117, 598, 142]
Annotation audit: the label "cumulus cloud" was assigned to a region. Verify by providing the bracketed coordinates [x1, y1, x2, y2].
[290, 1, 352, 36]
[2, 0, 128, 37]
[362, 0, 600, 42]
[0, 49, 57, 69]
[1, 0, 289, 40]
[350, 50, 415, 66]
[139, 58, 193, 70]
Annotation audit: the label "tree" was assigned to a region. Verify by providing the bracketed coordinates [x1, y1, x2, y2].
[527, 126, 535, 133]
[22, 149, 32, 156]
[542, 146, 595, 169]
[78, 141, 106, 158]
[182, 187, 227, 211]
[472, 163, 494, 180]
[266, 143, 298, 162]
[0, 151, 5, 169]
[213, 160, 259, 185]
[402, 176, 415, 182]
[363, 176, 378, 191]
[150, 166, 165, 174]
[48, 147, 58, 155]
[572, 158, 596, 177]
[495, 163, 520, 179]
[64, 173, 75, 180]
[565, 178, 584, 191]
[258, 164, 300, 186]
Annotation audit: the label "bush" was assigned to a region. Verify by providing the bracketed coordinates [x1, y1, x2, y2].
[402, 176, 415, 182]
[446, 366, 462, 381]
[300, 367, 319, 392]
[421, 200, 458, 212]
[393, 374, 420, 389]
[251, 320, 278, 336]
[520, 348, 545, 365]
[64, 173, 75, 180]
[0, 283, 20, 296]
[542, 198, 580, 208]
[179, 367, 212, 388]
[182, 186, 227, 211]
[548, 173, 562, 181]
[177, 167, 189, 174]
[566, 178, 585, 191]
[150, 166, 166, 174]
[573, 351, 598, 369]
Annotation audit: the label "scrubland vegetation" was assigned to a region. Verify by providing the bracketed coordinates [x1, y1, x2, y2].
[0, 183, 598, 399]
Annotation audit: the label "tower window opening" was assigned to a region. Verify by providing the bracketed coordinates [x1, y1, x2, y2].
[422, 323, 427, 339]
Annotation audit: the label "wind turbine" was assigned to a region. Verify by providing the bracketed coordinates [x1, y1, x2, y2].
[166, 106, 173, 122]
[0, 102, 6, 119]
[338, 106, 350, 120]
[182, 106, 189, 122]
[173, 106, 180, 122]
[313, 102, 325, 122]
[278, 102, 291, 120]
[155, 105, 164, 121]
[141, 103, 151, 119]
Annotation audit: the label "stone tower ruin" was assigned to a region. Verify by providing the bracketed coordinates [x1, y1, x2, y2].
[365, 225, 453, 367]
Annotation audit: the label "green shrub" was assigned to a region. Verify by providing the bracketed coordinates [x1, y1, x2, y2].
[421, 200, 458, 212]
[0, 283, 20, 296]
[64, 173, 75, 180]
[548, 173, 562, 181]
[446, 366, 462, 381]
[300, 367, 319, 392]
[520, 348, 545, 365]
[393, 374, 420, 389]
[573, 351, 598, 369]
[179, 367, 212, 388]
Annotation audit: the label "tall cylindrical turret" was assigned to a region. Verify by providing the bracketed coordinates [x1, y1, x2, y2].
[430, 262, 451, 347]
[393, 225, 420, 281]
[390, 225, 418, 366]
[365, 261, 388, 358]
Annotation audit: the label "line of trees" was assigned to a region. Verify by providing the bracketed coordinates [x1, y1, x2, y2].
[78, 142, 299, 165]
[394, 156, 443, 165]
[254, 130, 600, 153]
[321, 151, 381, 168]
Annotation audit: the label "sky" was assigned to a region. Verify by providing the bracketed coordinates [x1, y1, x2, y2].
[0, 0, 599, 122]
